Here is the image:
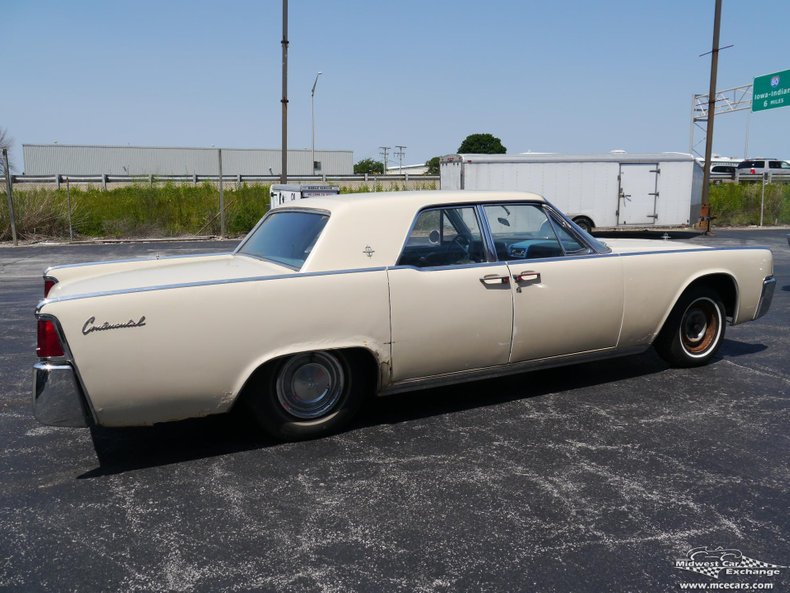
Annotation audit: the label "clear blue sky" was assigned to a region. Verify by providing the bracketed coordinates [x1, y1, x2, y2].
[3, 0, 789, 171]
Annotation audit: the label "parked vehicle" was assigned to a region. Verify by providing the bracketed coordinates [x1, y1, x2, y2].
[737, 158, 790, 175]
[269, 183, 340, 208]
[711, 165, 736, 177]
[33, 191, 775, 441]
[440, 153, 703, 231]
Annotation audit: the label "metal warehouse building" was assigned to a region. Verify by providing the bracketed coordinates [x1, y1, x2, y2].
[22, 144, 353, 176]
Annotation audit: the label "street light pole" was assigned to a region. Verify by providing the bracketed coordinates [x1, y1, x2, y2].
[311, 72, 323, 176]
[280, 0, 288, 184]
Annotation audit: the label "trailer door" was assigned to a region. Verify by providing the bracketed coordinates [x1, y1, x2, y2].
[617, 164, 659, 225]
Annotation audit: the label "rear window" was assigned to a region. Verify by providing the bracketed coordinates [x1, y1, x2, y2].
[238, 211, 329, 269]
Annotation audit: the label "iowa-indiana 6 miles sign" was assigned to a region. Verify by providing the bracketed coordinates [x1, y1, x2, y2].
[753, 69, 790, 112]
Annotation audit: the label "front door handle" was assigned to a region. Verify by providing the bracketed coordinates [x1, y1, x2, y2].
[513, 271, 541, 283]
[480, 274, 510, 286]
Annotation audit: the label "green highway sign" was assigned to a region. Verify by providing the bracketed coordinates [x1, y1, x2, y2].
[752, 69, 790, 112]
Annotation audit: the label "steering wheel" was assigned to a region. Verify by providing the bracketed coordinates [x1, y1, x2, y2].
[452, 234, 471, 258]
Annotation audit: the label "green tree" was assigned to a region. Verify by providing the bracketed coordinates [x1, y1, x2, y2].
[457, 133, 506, 154]
[353, 158, 384, 175]
[425, 156, 440, 175]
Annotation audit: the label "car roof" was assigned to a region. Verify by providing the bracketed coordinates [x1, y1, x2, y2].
[285, 190, 546, 272]
[297, 190, 545, 214]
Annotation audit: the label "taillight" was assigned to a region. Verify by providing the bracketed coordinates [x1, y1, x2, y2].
[37, 319, 64, 358]
[44, 277, 57, 297]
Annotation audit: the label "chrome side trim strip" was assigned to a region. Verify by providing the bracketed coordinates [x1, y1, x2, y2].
[379, 345, 650, 395]
[37, 245, 772, 311]
[36, 266, 389, 310]
[391, 261, 511, 273]
[45, 251, 230, 274]
[616, 246, 772, 257]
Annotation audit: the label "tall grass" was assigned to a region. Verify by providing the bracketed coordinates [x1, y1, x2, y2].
[709, 182, 790, 226]
[0, 183, 271, 240]
[3, 181, 781, 241]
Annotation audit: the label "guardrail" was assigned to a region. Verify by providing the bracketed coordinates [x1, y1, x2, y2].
[0, 173, 440, 189]
[710, 171, 790, 183]
[3, 172, 789, 187]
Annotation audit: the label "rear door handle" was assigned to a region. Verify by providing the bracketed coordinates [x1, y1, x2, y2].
[513, 271, 540, 283]
[480, 274, 510, 286]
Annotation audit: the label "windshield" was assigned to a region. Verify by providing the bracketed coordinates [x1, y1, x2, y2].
[237, 210, 329, 269]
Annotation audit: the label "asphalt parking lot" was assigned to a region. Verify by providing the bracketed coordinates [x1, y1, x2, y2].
[1, 230, 788, 593]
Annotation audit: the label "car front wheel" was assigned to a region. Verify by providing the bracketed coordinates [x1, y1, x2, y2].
[654, 288, 726, 367]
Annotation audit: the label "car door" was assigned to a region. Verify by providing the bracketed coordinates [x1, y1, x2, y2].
[481, 203, 624, 362]
[388, 205, 513, 382]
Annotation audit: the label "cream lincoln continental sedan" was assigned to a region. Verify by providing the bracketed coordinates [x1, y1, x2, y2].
[34, 191, 775, 440]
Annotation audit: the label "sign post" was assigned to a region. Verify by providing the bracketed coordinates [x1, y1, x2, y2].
[2, 148, 18, 246]
[752, 69, 790, 112]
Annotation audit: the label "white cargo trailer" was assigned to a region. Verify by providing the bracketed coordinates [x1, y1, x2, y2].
[270, 184, 340, 208]
[440, 153, 703, 230]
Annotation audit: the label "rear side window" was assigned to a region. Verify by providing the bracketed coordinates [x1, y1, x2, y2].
[238, 211, 329, 269]
[397, 206, 486, 268]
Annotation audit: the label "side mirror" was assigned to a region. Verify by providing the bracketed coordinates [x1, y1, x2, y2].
[429, 229, 440, 244]
[497, 217, 511, 227]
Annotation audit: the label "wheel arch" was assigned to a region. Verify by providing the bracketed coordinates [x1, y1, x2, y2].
[653, 272, 739, 342]
[232, 345, 383, 411]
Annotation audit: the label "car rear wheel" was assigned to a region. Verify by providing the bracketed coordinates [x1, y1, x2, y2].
[654, 288, 726, 367]
[247, 350, 367, 441]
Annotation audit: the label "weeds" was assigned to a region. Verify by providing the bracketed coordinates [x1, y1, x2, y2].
[709, 182, 790, 226]
[3, 181, 779, 241]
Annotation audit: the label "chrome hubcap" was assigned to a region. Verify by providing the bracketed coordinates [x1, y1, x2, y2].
[680, 298, 721, 357]
[276, 352, 344, 419]
[684, 309, 708, 343]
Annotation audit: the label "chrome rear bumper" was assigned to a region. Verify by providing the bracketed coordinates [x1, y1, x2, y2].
[754, 275, 776, 320]
[33, 362, 92, 427]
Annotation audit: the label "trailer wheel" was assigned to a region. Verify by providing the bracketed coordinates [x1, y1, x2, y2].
[572, 216, 594, 233]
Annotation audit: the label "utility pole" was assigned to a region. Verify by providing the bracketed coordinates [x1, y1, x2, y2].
[379, 146, 390, 174]
[700, 0, 723, 232]
[311, 72, 322, 176]
[2, 148, 17, 246]
[280, 0, 289, 184]
[218, 148, 225, 238]
[395, 145, 406, 175]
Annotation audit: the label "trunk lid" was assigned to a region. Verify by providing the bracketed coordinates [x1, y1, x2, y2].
[46, 253, 292, 299]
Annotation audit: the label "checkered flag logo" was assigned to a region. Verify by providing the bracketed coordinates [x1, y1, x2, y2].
[738, 555, 786, 569]
[675, 547, 787, 580]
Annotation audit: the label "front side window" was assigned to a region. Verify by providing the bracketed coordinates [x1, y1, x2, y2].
[483, 204, 588, 260]
[397, 206, 486, 267]
[238, 210, 329, 269]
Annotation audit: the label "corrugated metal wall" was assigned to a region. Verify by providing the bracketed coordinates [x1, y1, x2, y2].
[22, 145, 353, 176]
